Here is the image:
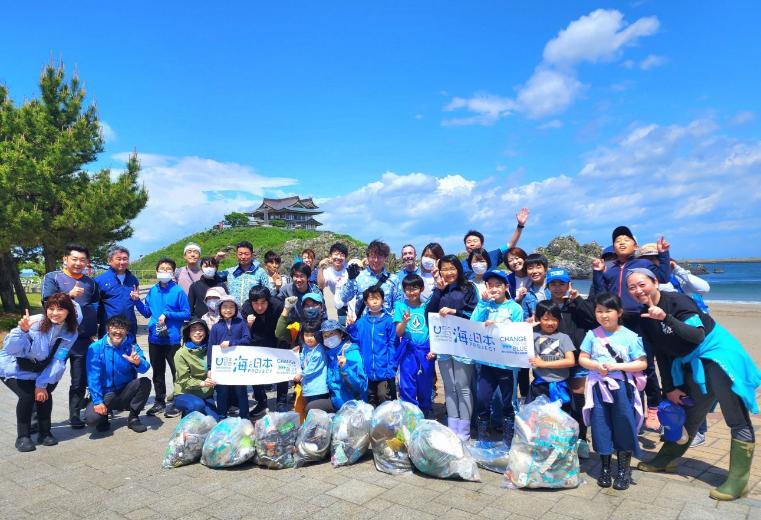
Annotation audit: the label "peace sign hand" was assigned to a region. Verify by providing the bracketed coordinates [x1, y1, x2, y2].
[657, 236, 670, 253]
[18, 309, 32, 332]
[568, 282, 579, 300]
[640, 295, 667, 321]
[130, 285, 140, 301]
[123, 345, 142, 366]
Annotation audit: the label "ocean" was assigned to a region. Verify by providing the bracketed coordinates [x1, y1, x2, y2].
[570, 262, 761, 304]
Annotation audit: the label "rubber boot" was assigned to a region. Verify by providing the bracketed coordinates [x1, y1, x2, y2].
[710, 439, 754, 501]
[637, 440, 690, 473]
[503, 417, 515, 449]
[447, 417, 458, 433]
[613, 451, 632, 490]
[457, 418, 471, 442]
[597, 455, 612, 488]
[476, 419, 490, 443]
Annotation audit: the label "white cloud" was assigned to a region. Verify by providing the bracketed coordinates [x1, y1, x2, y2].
[320, 119, 761, 258]
[116, 154, 297, 255]
[639, 54, 667, 70]
[543, 9, 659, 65]
[444, 9, 659, 125]
[731, 110, 755, 125]
[100, 121, 117, 143]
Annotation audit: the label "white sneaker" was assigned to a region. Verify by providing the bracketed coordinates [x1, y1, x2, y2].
[689, 432, 706, 448]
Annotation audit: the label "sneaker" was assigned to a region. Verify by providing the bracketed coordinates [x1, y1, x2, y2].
[227, 406, 240, 418]
[15, 436, 36, 452]
[128, 418, 148, 433]
[249, 403, 267, 419]
[577, 439, 590, 459]
[689, 432, 706, 448]
[644, 407, 660, 432]
[69, 415, 86, 430]
[96, 420, 111, 432]
[146, 402, 165, 416]
[164, 404, 181, 418]
[38, 433, 58, 446]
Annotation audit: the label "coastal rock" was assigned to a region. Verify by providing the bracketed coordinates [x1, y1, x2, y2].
[535, 236, 601, 279]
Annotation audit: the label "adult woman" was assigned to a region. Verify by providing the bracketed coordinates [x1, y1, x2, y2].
[505, 247, 530, 301]
[466, 247, 491, 299]
[1, 293, 80, 451]
[173, 318, 219, 420]
[426, 255, 479, 440]
[628, 268, 760, 501]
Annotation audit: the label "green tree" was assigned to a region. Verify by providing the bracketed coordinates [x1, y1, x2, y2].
[0, 61, 148, 311]
[224, 211, 250, 228]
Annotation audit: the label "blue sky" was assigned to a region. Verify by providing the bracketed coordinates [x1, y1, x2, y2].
[2, 2, 760, 259]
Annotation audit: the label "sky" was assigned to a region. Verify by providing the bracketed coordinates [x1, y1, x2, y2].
[2, 2, 760, 259]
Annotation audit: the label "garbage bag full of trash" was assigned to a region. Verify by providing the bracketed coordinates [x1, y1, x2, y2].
[370, 400, 424, 474]
[201, 417, 256, 468]
[466, 440, 511, 474]
[162, 412, 218, 468]
[295, 409, 333, 466]
[254, 411, 301, 469]
[408, 419, 480, 481]
[331, 400, 374, 467]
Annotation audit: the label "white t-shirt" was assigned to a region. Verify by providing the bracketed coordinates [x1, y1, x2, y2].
[324, 267, 349, 308]
[421, 271, 436, 301]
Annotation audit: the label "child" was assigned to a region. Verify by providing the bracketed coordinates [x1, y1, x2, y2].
[208, 295, 252, 419]
[579, 292, 647, 491]
[294, 322, 329, 404]
[466, 248, 491, 299]
[173, 319, 219, 419]
[394, 274, 435, 416]
[543, 268, 598, 458]
[306, 320, 368, 412]
[527, 301, 576, 410]
[200, 286, 226, 330]
[187, 256, 228, 318]
[135, 257, 191, 417]
[470, 270, 523, 446]
[518, 253, 550, 398]
[348, 287, 398, 406]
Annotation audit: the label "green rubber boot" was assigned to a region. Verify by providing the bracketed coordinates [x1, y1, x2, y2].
[637, 440, 690, 473]
[710, 439, 754, 501]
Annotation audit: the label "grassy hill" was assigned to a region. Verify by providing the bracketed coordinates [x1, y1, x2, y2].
[130, 227, 368, 275]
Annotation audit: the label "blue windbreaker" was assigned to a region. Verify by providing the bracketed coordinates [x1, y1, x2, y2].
[135, 281, 191, 345]
[324, 340, 368, 409]
[86, 334, 150, 405]
[347, 312, 397, 381]
[94, 267, 141, 336]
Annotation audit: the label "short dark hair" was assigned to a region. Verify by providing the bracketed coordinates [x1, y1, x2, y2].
[524, 253, 548, 269]
[594, 292, 623, 313]
[401, 244, 416, 253]
[248, 285, 271, 303]
[264, 250, 281, 264]
[366, 240, 390, 258]
[463, 230, 484, 245]
[535, 301, 562, 321]
[363, 286, 385, 301]
[329, 242, 349, 256]
[402, 273, 424, 290]
[156, 257, 176, 271]
[467, 247, 492, 269]
[236, 241, 254, 253]
[64, 243, 90, 259]
[290, 261, 312, 278]
[299, 320, 322, 345]
[200, 256, 218, 268]
[106, 315, 131, 331]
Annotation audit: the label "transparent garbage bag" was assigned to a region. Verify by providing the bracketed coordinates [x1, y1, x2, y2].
[162, 411, 218, 468]
[330, 400, 374, 467]
[466, 440, 511, 474]
[254, 411, 301, 469]
[370, 400, 424, 474]
[295, 409, 333, 466]
[408, 419, 480, 481]
[201, 417, 256, 468]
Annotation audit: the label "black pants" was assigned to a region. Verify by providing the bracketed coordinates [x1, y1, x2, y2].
[477, 365, 515, 421]
[84, 377, 152, 427]
[148, 343, 179, 403]
[2, 378, 57, 438]
[305, 395, 335, 413]
[517, 368, 530, 397]
[368, 378, 397, 407]
[68, 336, 91, 418]
[526, 381, 573, 415]
[623, 312, 661, 407]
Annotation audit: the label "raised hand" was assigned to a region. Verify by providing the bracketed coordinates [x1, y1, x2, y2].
[123, 345, 141, 366]
[402, 309, 411, 324]
[18, 309, 32, 332]
[284, 296, 298, 311]
[69, 281, 84, 298]
[640, 295, 666, 321]
[657, 235, 670, 253]
[319, 258, 331, 270]
[347, 263, 361, 280]
[592, 258, 606, 272]
[568, 282, 579, 300]
[247, 314, 255, 326]
[273, 272, 282, 288]
[516, 207, 529, 226]
[346, 308, 356, 326]
[130, 285, 140, 301]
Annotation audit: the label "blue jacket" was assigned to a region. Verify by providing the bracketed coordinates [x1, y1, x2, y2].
[521, 285, 552, 320]
[426, 282, 479, 319]
[348, 312, 397, 381]
[592, 254, 671, 312]
[135, 281, 191, 345]
[207, 316, 252, 369]
[324, 340, 368, 409]
[0, 313, 81, 387]
[94, 268, 141, 336]
[86, 334, 150, 405]
[299, 345, 328, 397]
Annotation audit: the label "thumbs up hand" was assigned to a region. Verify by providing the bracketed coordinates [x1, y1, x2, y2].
[69, 281, 84, 298]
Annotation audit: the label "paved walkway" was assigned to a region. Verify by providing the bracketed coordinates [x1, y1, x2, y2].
[2, 318, 761, 519]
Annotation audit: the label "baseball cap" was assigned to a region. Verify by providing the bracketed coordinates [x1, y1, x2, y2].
[546, 268, 571, 284]
[302, 292, 324, 304]
[612, 226, 635, 243]
[482, 269, 509, 284]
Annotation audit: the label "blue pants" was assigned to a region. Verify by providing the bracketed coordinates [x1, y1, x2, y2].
[174, 393, 220, 421]
[589, 382, 640, 457]
[216, 385, 249, 419]
[398, 342, 435, 413]
[477, 365, 515, 422]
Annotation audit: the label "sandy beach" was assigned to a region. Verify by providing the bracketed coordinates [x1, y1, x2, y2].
[705, 303, 761, 364]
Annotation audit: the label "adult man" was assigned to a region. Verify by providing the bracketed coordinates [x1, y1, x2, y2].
[339, 240, 401, 316]
[462, 207, 529, 277]
[42, 243, 100, 429]
[396, 244, 420, 278]
[84, 316, 151, 433]
[218, 241, 269, 306]
[95, 245, 141, 337]
[175, 242, 227, 296]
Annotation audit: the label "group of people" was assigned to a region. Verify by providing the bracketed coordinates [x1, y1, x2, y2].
[1, 209, 759, 502]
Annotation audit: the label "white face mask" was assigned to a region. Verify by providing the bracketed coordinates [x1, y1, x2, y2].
[202, 267, 216, 279]
[421, 257, 436, 270]
[472, 262, 488, 275]
[206, 299, 220, 312]
[157, 272, 173, 283]
[324, 335, 341, 349]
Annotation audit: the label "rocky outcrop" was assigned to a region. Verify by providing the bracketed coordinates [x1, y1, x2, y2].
[535, 235, 602, 279]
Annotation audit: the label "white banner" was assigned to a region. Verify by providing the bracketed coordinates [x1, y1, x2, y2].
[428, 313, 533, 368]
[210, 345, 299, 385]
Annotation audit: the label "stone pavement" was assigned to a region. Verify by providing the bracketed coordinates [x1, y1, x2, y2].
[3, 322, 761, 519]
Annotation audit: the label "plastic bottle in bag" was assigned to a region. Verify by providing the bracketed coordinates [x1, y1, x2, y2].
[162, 411, 218, 468]
[201, 417, 256, 468]
[254, 411, 301, 469]
[330, 400, 374, 466]
[370, 400, 424, 474]
[295, 409, 333, 466]
[408, 419, 480, 481]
